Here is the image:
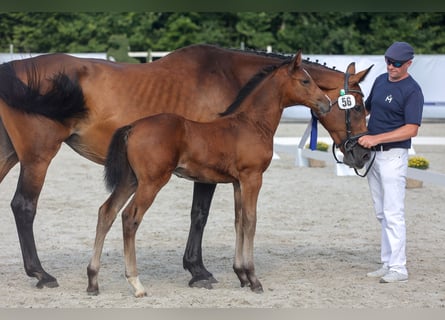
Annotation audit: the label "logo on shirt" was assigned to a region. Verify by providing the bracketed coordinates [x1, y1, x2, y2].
[385, 94, 393, 103]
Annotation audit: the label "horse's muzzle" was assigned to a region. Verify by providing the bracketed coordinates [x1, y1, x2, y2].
[343, 144, 371, 169]
[318, 96, 332, 115]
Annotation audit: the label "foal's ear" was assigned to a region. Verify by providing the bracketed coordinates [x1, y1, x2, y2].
[289, 50, 303, 74]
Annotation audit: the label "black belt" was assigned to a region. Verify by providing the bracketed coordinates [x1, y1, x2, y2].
[375, 144, 393, 151]
[375, 145, 407, 151]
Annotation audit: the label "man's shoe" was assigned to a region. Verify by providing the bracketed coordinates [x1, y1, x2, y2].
[380, 271, 408, 283]
[366, 266, 389, 278]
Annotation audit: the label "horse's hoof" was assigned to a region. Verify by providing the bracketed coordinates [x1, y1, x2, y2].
[208, 276, 218, 284]
[36, 278, 59, 289]
[189, 279, 213, 289]
[86, 287, 100, 296]
[188, 275, 218, 289]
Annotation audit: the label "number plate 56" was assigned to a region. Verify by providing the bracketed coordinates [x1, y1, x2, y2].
[337, 94, 356, 110]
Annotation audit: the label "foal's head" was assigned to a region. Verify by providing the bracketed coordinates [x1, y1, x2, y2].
[282, 50, 332, 115]
[219, 51, 331, 118]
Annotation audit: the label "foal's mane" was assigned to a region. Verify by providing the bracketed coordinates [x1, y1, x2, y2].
[219, 59, 290, 117]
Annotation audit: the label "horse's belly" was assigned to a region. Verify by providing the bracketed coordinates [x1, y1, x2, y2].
[173, 166, 235, 184]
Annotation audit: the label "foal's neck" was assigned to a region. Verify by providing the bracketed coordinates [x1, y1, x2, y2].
[232, 81, 284, 139]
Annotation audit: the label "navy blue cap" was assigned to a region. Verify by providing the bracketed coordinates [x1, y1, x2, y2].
[385, 42, 414, 62]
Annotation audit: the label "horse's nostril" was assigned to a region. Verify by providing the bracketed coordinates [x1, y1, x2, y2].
[363, 152, 371, 161]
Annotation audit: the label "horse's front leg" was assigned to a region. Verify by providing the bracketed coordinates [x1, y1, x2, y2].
[11, 161, 59, 288]
[87, 185, 135, 295]
[183, 182, 218, 289]
[234, 174, 263, 293]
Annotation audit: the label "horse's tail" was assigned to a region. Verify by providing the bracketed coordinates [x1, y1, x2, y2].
[0, 61, 87, 122]
[104, 125, 137, 192]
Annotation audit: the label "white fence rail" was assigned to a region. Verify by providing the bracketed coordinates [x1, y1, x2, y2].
[273, 119, 445, 188]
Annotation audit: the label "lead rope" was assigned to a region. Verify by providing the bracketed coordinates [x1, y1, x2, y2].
[331, 144, 376, 177]
[354, 149, 376, 177]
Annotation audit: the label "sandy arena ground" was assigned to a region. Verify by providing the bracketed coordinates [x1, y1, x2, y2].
[0, 121, 444, 308]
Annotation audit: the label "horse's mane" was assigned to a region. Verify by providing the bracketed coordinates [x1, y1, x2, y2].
[231, 46, 292, 61]
[302, 57, 343, 73]
[219, 59, 290, 117]
[218, 47, 345, 117]
[229, 46, 343, 73]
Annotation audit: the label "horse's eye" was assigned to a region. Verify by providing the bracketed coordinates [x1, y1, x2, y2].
[302, 79, 310, 85]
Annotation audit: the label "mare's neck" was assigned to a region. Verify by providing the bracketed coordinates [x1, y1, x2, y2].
[305, 64, 342, 92]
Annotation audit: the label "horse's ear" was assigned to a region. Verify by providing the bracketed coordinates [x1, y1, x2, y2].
[289, 50, 303, 73]
[346, 62, 356, 75]
[295, 50, 302, 66]
[350, 64, 374, 84]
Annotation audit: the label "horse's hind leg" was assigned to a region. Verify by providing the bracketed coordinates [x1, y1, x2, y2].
[183, 182, 218, 289]
[2, 110, 65, 288]
[0, 150, 18, 182]
[11, 160, 59, 288]
[87, 184, 136, 295]
[0, 117, 18, 182]
[1, 95, 19, 181]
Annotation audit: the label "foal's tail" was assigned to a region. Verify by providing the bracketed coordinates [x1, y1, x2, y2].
[104, 125, 137, 193]
[0, 61, 87, 122]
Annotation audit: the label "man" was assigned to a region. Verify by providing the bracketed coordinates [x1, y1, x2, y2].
[358, 41, 424, 283]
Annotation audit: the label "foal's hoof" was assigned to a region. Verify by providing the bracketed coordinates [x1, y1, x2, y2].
[134, 291, 148, 298]
[86, 287, 100, 296]
[251, 283, 263, 293]
[239, 280, 250, 288]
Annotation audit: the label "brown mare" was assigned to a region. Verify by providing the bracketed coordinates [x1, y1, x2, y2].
[97, 51, 331, 296]
[0, 44, 372, 290]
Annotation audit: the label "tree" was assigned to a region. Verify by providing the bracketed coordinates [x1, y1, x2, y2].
[1, 12, 444, 55]
[107, 34, 139, 63]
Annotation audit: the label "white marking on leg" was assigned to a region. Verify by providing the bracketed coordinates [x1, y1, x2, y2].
[126, 276, 147, 297]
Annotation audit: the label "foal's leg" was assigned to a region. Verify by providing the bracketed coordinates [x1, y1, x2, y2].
[183, 182, 218, 288]
[86, 184, 136, 295]
[122, 181, 167, 297]
[234, 175, 263, 293]
[232, 182, 250, 288]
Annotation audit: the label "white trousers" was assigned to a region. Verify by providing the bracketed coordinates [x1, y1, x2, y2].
[367, 148, 408, 275]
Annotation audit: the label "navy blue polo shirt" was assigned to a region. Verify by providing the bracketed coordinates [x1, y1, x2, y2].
[365, 73, 424, 149]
